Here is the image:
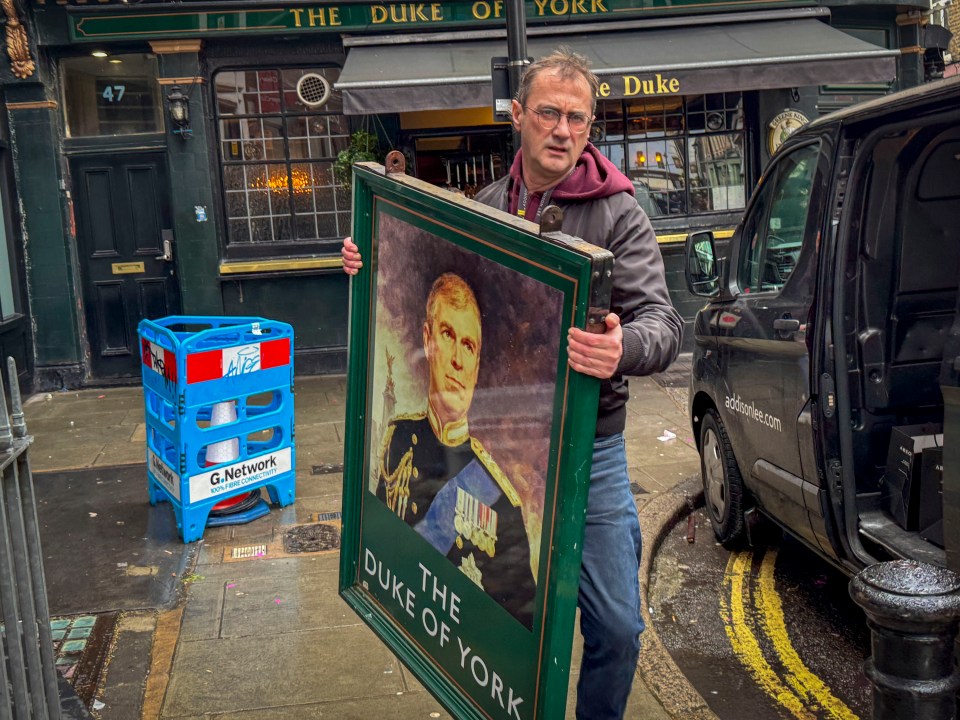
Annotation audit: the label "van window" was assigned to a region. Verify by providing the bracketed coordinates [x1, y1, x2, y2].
[738, 143, 820, 294]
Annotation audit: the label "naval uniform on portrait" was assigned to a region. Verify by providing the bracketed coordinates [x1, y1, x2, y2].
[377, 411, 536, 628]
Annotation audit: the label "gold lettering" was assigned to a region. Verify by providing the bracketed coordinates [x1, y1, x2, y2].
[413, 3, 429, 21]
[307, 8, 326, 26]
[641, 79, 654, 94]
[598, 81, 610, 97]
[534, 0, 549, 15]
[371, 5, 387, 22]
[550, 0, 569, 14]
[593, 0, 608, 10]
[668, 78, 679, 92]
[389, 4, 407, 21]
[289, 8, 304, 26]
[573, 0, 587, 11]
[623, 76, 640, 96]
[656, 73, 669, 94]
[494, 0, 503, 16]
[473, 1, 490, 18]
[431, 2, 442, 20]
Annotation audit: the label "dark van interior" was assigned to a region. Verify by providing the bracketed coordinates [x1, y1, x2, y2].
[844, 113, 960, 565]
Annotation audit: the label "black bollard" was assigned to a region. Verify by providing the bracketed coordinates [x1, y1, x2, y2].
[850, 560, 960, 720]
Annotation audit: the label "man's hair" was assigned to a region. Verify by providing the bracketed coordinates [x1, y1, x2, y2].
[425, 272, 482, 347]
[516, 46, 600, 114]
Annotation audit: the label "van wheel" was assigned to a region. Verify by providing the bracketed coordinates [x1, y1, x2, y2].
[700, 408, 745, 544]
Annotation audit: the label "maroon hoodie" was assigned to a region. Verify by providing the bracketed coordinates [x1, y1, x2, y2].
[506, 142, 635, 221]
[476, 142, 682, 436]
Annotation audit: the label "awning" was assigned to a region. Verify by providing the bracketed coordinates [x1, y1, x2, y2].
[335, 18, 899, 115]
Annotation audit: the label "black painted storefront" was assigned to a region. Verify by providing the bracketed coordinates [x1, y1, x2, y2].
[0, 0, 942, 386]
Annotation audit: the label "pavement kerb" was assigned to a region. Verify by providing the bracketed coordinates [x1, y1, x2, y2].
[637, 475, 720, 720]
[141, 605, 183, 720]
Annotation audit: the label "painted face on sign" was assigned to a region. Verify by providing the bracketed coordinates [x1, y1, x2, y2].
[512, 68, 594, 192]
[423, 293, 482, 427]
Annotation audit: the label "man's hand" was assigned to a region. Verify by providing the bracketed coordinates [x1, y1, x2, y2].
[567, 313, 623, 379]
[341, 237, 363, 275]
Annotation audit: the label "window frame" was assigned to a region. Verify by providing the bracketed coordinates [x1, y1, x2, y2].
[213, 64, 350, 261]
[60, 53, 165, 140]
[591, 92, 747, 221]
[0, 137, 24, 324]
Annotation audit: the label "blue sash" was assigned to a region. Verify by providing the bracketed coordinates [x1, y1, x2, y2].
[414, 458, 502, 554]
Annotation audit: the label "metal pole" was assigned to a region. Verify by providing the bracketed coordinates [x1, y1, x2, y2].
[505, 0, 529, 155]
[849, 560, 960, 719]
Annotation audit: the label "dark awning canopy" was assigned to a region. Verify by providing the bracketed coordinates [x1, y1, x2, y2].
[335, 17, 899, 115]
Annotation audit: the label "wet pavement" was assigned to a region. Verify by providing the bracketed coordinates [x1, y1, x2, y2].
[651, 508, 871, 719]
[22, 367, 710, 719]
[35, 464, 193, 615]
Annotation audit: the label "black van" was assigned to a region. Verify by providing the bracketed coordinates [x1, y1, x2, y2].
[684, 75, 960, 575]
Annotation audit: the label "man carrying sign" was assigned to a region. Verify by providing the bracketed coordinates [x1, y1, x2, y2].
[344, 47, 682, 720]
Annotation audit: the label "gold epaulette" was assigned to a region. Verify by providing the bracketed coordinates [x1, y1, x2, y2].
[378, 412, 426, 467]
[471, 437, 521, 507]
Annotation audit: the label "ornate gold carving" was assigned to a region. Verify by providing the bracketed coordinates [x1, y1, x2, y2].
[2, 0, 34, 80]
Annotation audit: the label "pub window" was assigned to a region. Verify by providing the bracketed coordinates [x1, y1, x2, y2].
[62, 54, 164, 137]
[592, 93, 745, 218]
[0, 149, 17, 320]
[214, 67, 350, 250]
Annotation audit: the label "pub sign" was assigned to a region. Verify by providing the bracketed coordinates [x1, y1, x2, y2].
[339, 159, 613, 719]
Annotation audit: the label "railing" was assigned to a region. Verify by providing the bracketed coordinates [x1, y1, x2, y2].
[0, 357, 61, 720]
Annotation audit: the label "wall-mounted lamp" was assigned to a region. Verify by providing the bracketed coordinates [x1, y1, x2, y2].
[166, 84, 192, 139]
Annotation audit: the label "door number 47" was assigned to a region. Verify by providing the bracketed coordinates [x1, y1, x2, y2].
[101, 85, 126, 102]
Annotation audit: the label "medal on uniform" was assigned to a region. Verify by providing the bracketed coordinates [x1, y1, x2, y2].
[454, 487, 498, 558]
[460, 553, 483, 588]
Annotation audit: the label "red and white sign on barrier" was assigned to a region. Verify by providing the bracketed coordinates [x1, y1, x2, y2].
[186, 338, 290, 384]
[140, 337, 290, 384]
[141, 339, 177, 383]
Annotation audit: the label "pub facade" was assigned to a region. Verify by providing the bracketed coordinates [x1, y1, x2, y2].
[0, 0, 950, 388]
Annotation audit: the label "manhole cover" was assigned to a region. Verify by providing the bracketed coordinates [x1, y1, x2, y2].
[283, 523, 341, 554]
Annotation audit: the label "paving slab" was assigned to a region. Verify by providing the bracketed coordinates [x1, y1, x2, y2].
[161, 624, 407, 717]
[99, 613, 156, 720]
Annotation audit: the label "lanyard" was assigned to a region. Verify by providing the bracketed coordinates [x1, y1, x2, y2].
[517, 182, 553, 224]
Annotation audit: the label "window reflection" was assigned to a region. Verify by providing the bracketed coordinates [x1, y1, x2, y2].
[592, 93, 745, 218]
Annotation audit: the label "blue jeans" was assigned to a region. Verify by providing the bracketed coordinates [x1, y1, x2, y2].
[576, 433, 644, 720]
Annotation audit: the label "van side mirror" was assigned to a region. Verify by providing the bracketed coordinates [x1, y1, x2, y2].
[685, 231, 720, 297]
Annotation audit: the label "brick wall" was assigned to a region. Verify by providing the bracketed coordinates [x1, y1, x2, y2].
[948, 2, 960, 60]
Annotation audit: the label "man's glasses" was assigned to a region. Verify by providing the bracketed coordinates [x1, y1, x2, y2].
[524, 106, 592, 134]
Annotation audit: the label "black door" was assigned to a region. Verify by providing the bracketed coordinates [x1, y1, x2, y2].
[72, 152, 180, 379]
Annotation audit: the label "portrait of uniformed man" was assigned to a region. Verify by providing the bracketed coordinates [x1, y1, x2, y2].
[376, 272, 536, 629]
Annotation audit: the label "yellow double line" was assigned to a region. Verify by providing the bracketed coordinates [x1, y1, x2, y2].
[720, 549, 859, 719]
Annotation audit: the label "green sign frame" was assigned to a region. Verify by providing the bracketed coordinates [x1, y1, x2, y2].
[339, 161, 613, 720]
[68, 0, 803, 42]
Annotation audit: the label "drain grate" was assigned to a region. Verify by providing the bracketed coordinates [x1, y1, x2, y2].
[283, 523, 341, 554]
[230, 544, 268, 560]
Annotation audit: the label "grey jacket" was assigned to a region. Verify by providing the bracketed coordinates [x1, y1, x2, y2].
[476, 177, 683, 436]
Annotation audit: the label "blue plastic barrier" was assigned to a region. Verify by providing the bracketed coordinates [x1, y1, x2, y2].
[138, 316, 296, 543]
